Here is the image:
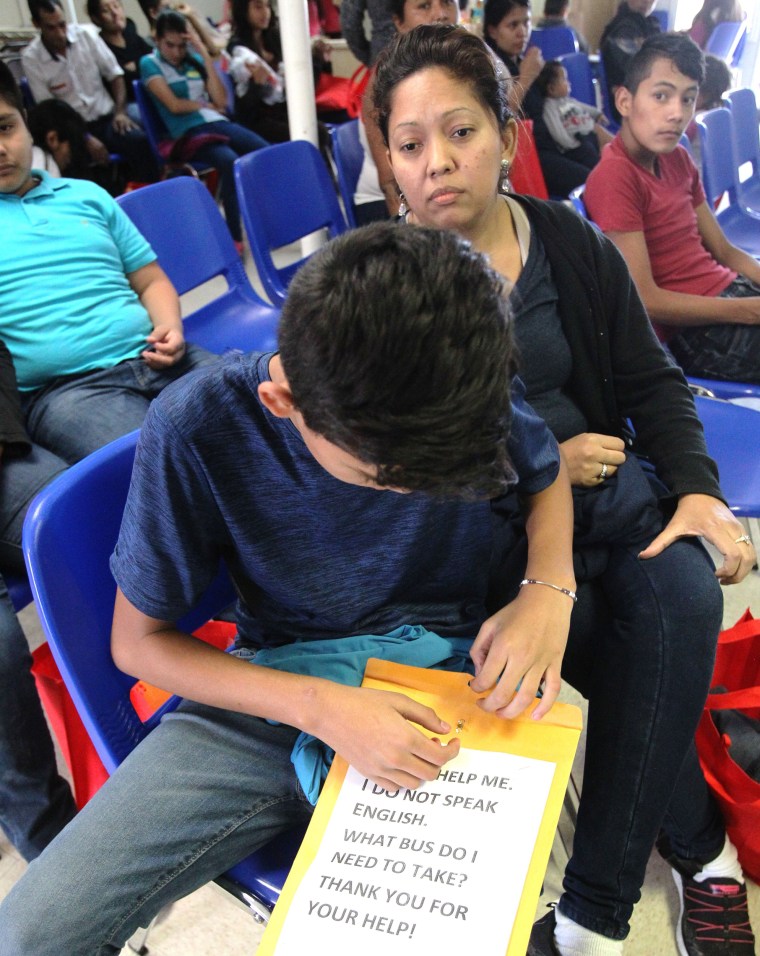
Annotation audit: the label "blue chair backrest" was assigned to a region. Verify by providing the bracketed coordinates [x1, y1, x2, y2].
[528, 26, 577, 59]
[558, 52, 596, 109]
[694, 396, 760, 517]
[118, 177, 279, 354]
[132, 80, 167, 166]
[705, 20, 746, 65]
[22, 430, 237, 770]
[234, 140, 348, 306]
[726, 88, 760, 172]
[652, 8, 668, 31]
[330, 119, 363, 228]
[19, 76, 35, 109]
[696, 107, 738, 207]
[568, 183, 587, 218]
[214, 60, 236, 117]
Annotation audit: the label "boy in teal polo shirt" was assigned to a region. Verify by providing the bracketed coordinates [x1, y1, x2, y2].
[0, 61, 215, 860]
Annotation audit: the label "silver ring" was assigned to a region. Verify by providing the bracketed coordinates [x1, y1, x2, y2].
[597, 462, 608, 481]
[735, 534, 752, 545]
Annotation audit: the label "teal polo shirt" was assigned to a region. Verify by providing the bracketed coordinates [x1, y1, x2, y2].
[0, 172, 155, 391]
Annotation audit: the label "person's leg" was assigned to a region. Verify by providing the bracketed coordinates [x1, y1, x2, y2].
[668, 280, 760, 383]
[536, 149, 593, 198]
[558, 537, 723, 939]
[93, 114, 160, 183]
[0, 446, 76, 860]
[23, 346, 218, 464]
[192, 140, 246, 242]
[0, 700, 313, 956]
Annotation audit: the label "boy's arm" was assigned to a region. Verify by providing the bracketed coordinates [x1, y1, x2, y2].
[111, 589, 460, 790]
[695, 202, 760, 287]
[128, 261, 187, 368]
[607, 228, 760, 327]
[469, 456, 575, 721]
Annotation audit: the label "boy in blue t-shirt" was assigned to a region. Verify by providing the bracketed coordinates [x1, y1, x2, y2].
[0, 222, 577, 953]
[0, 62, 215, 863]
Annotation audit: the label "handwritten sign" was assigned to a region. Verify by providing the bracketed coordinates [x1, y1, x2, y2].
[269, 747, 556, 955]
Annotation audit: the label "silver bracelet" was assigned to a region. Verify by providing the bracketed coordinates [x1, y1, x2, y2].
[519, 578, 577, 604]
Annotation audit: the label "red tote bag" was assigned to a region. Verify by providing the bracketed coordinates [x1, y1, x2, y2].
[695, 609, 760, 883]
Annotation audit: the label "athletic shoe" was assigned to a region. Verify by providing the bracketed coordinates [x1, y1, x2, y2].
[657, 835, 756, 954]
[527, 907, 562, 955]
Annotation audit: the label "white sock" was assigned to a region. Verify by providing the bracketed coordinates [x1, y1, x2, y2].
[692, 836, 744, 884]
[554, 907, 624, 956]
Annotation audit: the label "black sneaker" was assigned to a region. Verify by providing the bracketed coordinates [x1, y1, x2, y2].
[657, 835, 756, 955]
[527, 907, 562, 956]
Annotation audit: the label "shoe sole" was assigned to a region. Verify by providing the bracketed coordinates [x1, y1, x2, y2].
[671, 868, 689, 956]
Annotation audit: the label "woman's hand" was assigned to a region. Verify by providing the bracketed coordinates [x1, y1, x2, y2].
[639, 493, 757, 583]
[469, 584, 572, 721]
[560, 432, 627, 486]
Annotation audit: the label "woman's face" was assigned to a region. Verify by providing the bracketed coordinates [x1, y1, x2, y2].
[157, 30, 188, 66]
[394, 0, 459, 33]
[96, 0, 126, 32]
[247, 0, 272, 31]
[386, 66, 516, 237]
[486, 4, 531, 58]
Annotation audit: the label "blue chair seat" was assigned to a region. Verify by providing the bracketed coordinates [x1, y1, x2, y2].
[694, 396, 760, 517]
[118, 177, 279, 355]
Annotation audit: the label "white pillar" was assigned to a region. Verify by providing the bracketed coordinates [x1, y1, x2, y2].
[278, 0, 319, 147]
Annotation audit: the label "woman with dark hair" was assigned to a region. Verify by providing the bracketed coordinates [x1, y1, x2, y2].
[227, 0, 338, 141]
[689, 0, 744, 50]
[140, 9, 267, 245]
[373, 23, 756, 956]
[87, 0, 152, 121]
[483, 0, 542, 113]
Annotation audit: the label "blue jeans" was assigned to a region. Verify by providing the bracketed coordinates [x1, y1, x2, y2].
[0, 701, 314, 955]
[667, 276, 760, 383]
[558, 536, 724, 939]
[0, 346, 217, 860]
[190, 120, 268, 241]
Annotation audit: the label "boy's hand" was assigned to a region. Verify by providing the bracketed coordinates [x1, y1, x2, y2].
[142, 326, 186, 368]
[469, 584, 572, 720]
[312, 685, 460, 791]
[560, 432, 626, 487]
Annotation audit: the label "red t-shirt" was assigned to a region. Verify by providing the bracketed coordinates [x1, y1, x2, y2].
[585, 136, 735, 339]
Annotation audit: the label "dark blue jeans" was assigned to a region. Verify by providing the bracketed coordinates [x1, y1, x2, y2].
[190, 120, 268, 241]
[559, 535, 724, 939]
[667, 276, 760, 383]
[0, 346, 217, 860]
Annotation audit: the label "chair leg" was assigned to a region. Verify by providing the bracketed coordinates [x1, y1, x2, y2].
[212, 874, 273, 924]
[126, 916, 156, 955]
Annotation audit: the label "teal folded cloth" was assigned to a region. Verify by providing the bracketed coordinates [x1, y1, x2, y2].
[253, 626, 474, 804]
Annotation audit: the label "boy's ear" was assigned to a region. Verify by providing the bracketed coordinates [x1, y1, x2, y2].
[615, 84, 632, 118]
[257, 380, 297, 419]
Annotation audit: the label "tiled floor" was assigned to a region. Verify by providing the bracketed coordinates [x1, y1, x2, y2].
[2, 554, 759, 954]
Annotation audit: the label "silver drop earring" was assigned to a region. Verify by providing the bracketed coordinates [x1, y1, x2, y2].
[397, 192, 408, 217]
[500, 159, 512, 195]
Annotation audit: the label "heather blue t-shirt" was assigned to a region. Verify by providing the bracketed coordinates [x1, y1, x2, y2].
[111, 353, 560, 648]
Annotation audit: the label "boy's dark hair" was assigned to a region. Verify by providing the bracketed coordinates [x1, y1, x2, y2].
[373, 25, 513, 146]
[29, 0, 63, 21]
[535, 59, 563, 97]
[27, 98, 90, 174]
[542, 0, 568, 16]
[483, 0, 530, 43]
[623, 32, 705, 94]
[700, 53, 731, 107]
[155, 8, 187, 37]
[278, 222, 518, 499]
[86, 0, 105, 25]
[0, 61, 25, 114]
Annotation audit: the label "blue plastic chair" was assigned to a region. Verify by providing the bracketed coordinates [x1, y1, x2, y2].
[688, 376, 760, 402]
[593, 54, 619, 133]
[22, 429, 305, 930]
[697, 108, 760, 259]
[527, 26, 577, 59]
[7, 573, 32, 612]
[705, 20, 747, 67]
[330, 119, 363, 228]
[234, 140, 348, 306]
[118, 177, 279, 354]
[694, 396, 760, 517]
[652, 8, 669, 31]
[214, 60, 236, 118]
[558, 52, 596, 109]
[726, 88, 760, 218]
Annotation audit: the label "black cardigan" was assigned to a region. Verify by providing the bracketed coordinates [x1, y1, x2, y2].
[510, 195, 723, 502]
[0, 341, 30, 457]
